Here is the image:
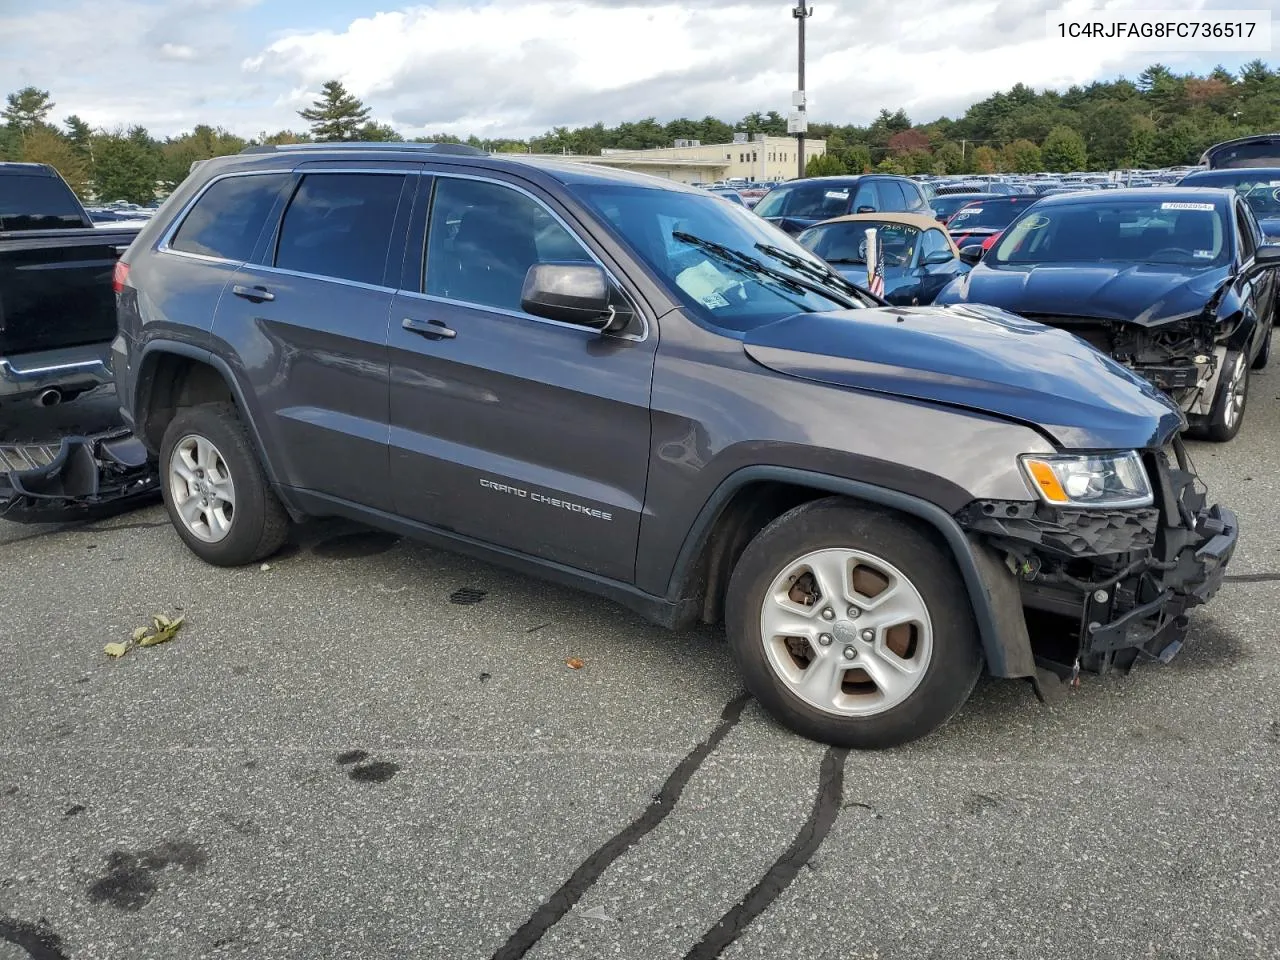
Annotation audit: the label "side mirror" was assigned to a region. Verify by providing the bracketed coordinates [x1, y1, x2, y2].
[1253, 244, 1280, 267]
[856, 205, 877, 214]
[958, 244, 985, 266]
[521, 263, 632, 333]
[922, 249, 954, 265]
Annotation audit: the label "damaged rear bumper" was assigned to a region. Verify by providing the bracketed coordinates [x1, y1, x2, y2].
[0, 431, 160, 523]
[958, 438, 1237, 674]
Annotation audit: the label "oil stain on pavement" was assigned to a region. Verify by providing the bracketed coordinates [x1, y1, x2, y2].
[86, 841, 208, 911]
[335, 749, 400, 783]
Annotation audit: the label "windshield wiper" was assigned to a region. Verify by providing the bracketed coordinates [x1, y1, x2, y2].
[671, 231, 855, 307]
[754, 243, 869, 304]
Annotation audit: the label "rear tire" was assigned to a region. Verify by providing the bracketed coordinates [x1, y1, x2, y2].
[159, 402, 288, 566]
[724, 498, 983, 749]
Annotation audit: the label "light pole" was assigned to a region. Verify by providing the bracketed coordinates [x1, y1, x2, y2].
[793, 4, 812, 179]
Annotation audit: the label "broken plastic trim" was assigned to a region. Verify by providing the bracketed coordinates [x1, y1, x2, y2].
[0, 430, 160, 523]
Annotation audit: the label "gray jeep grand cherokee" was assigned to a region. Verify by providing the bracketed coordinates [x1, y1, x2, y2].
[112, 142, 1238, 748]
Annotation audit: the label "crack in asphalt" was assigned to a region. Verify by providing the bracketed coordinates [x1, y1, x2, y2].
[489, 694, 752, 960]
[683, 746, 850, 959]
[0, 914, 68, 960]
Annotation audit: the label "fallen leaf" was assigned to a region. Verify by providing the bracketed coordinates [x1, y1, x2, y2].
[131, 627, 149, 641]
[260, 563, 272, 572]
[579, 905, 616, 922]
[138, 616, 184, 647]
[104, 642, 131, 658]
[566, 657, 585, 670]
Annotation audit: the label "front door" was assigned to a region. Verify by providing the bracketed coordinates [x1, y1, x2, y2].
[387, 173, 656, 583]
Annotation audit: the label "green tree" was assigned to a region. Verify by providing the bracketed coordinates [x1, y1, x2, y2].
[64, 115, 93, 155]
[934, 141, 965, 174]
[255, 129, 311, 146]
[1002, 139, 1043, 172]
[971, 145, 1000, 174]
[801, 153, 848, 177]
[874, 156, 906, 174]
[3, 86, 55, 141]
[357, 121, 400, 142]
[21, 126, 89, 195]
[93, 132, 159, 204]
[1042, 125, 1087, 172]
[299, 80, 372, 142]
[1124, 117, 1158, 168]
[845, 144, 872, 173]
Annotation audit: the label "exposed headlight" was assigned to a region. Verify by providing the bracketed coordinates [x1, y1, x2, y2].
[1020, 451, 1153, 508]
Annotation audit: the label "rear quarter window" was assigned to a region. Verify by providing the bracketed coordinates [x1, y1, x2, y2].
[168, 173, 290, 261]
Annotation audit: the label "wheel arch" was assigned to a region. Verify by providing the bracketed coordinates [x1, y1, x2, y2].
[134, 342, 294, 508]
[665, 465, 1035, 680]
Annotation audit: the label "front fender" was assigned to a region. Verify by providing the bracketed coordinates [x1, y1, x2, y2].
[667, 465, 1036, 680]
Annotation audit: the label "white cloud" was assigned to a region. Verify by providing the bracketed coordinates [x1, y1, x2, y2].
[0, 0, 1271, 139]
[159, 43, 198, 61]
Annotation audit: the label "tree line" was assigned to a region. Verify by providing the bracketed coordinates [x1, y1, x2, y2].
[4, 61, 1280, 203]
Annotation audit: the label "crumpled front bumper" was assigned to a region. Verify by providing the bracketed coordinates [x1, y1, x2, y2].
[958, 437, 1238, 672]
[0, 430, 160, 523]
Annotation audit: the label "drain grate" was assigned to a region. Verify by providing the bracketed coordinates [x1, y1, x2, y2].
[449, 587, 488, 605]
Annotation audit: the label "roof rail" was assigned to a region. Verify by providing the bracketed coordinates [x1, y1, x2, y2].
[239, 141, 486, 157]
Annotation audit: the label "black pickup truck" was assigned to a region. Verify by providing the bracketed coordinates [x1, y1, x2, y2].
[0, 162, 142, 406]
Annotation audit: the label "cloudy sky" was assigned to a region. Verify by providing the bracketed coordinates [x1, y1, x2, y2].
[0, 0, 1276, 140]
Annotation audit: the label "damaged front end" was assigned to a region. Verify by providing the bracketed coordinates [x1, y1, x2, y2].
[957, 437, 1236, 677]
[1030, 315, 1223, 414]
[0, 430, 160, 523]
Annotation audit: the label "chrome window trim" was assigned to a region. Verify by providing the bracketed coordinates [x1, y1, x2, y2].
[251, 262, 398, 295]
[421, 171, 650, 343]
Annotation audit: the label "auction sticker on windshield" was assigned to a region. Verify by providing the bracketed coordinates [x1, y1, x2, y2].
[1162, 202, 1216, 211]
[1023, 214, 1051, 229]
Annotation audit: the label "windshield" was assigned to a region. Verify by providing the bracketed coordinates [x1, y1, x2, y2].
[572, 183, 863, 332]
[0, 175, 85, 230]
[946, 199, 1029, 230]
[797, 221, 919, 265]
[1181, 172, 1280, 218]
[990, 198, 1230, 267]
[752, 181, 852, 220]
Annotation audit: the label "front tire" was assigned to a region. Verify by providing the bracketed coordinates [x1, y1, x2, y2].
[159, 402, 288, 566]
[724, 498, 983, 749]
[1192, 350, 1248, 443]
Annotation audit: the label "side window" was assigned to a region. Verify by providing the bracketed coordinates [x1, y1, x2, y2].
[425, 177, 593, 312]
[879, 180, 909, 210]
[274, 173, 407, 285]
[904, 181, 929, 211]
[852, 180, 883, 212]
[169, 174, 290, 261]
[920, 229, 952, 262]
[1235, 203, 1257, 260]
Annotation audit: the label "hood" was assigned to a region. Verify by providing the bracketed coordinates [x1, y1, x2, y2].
[742, 304, 1184, 450]
[938, 261, 1228, 325]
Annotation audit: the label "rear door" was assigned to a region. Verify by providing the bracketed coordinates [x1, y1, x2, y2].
[386, 171, 656, 582]
[213, 164, 418, 512]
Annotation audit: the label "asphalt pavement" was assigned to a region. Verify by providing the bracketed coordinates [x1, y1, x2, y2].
[2, 378, 1279, 960]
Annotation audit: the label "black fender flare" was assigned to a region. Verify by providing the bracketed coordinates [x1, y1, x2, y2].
[135, 340, 285, 491]
[666, 465, 1036, 680]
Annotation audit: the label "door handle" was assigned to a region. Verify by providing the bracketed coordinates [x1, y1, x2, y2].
[402, 317, 457, 340]
[232, 284, 275, 303]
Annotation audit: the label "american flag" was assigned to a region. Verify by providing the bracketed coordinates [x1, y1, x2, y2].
[865, 228, 885, 298]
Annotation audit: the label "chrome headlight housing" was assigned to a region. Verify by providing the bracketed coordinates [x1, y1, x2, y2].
[1020, 451, 1153, 509]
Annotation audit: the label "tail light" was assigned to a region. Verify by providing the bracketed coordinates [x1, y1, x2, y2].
[112, 260, 130, 294]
